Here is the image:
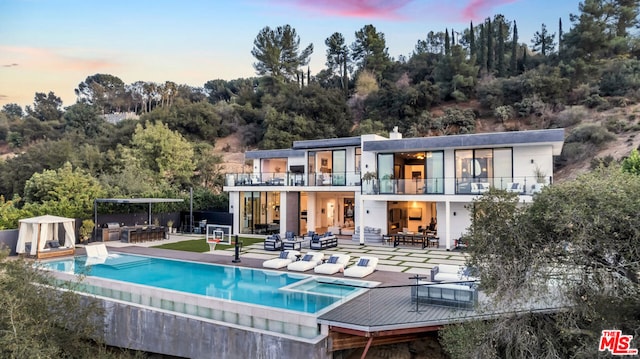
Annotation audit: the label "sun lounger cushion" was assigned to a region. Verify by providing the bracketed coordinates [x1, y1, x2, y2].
[344, 256, 378, 278]
[288, 252, 324, 272]
[314, 254, 351, 275]
[278, 251, 289, 259]
[263, 250, 300, 269]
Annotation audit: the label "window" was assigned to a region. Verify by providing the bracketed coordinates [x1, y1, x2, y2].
[455, 148, 512, 193]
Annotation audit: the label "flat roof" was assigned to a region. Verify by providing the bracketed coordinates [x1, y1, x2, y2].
[363, 128, 565, 153]
[292, 136, 362, 150]
[244, 149, 305, 159]
[95, 198, 184, 204]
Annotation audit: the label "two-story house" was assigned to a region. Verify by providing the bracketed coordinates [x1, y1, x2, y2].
[223, 128, 565, 250]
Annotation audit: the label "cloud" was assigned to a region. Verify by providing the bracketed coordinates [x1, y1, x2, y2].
[461, 0, 519, 20]
[280, 0, 414, 20]
[0, 46, 118, 73]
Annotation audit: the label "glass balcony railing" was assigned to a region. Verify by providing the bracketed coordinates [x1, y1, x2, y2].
[224, 171, 362, 187]
[361, 176, 551, 195]
[225, 173, 551, 195]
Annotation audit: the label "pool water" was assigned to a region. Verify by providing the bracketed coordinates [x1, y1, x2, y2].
[40, 254, 374, 314]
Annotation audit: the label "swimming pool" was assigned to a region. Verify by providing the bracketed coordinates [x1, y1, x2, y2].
[40, 253, 375, 314]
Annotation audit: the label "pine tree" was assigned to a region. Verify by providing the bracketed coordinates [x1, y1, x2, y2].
[469, 21, 476, 59]
[558, 17, 563, 54]
[478, 23, 486, 73]
[497, 21, 505, 77]
[486, 18, 493, 73]
[445, 28, 451, 55]
[511, 21, 518, 76]
[532, 23, 556, 56]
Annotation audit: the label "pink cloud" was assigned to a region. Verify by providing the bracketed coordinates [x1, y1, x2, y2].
[282, 0, 414, 20]
[0, 46, 118, 73]
[461, 0, 519, 20]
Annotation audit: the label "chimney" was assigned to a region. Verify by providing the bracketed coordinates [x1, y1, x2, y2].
[389, 126, 402, 140]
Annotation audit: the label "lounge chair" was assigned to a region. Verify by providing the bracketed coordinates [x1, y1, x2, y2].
[287, 251, 324, 272]
[506, 182, 523, 193]
[314, 254, 351, 275]
[262, 250, 300, 269]
[344, 256, 379, 278]
[85, 243, 109, 265]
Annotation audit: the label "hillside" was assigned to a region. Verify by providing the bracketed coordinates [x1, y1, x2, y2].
[218, 103, 640, 183]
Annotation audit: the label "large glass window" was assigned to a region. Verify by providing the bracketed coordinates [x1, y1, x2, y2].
[426, 151, 444, 193]
[239, 191, 280, 234]
[332, 150, 346, 185]
[377, 153, 394, 193]
[355, 147, 361, 173]
[455, 148, 512, 193]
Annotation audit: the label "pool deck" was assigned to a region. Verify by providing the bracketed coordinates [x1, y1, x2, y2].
[83, 234, 476, 349]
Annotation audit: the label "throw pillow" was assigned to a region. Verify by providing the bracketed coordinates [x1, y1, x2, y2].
[357, 258, 369, 267]
[279, 251, 289, 259]
[511, 183, 519, 190]
[328, 256, 339, 264]
[48, 240, 60, 248]
[302, 254, 314, 261]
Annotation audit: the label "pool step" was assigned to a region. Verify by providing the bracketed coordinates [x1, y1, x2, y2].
[102, 257, 153, 270]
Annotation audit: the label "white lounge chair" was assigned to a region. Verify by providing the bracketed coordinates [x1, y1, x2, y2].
[84, 243, 109, 265]
[470, 182, 490, 194]
[262, 250, 300, 269]
[287, 251, 324, 272]
[314, 254, 351, 275]
[506, 182, 523, 193]
[343, 256, 379, 278]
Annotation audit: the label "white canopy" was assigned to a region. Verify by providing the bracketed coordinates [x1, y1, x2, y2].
[16, 215, 76, 256]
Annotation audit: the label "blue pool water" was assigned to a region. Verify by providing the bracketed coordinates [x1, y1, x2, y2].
[40, 254, 372, 314]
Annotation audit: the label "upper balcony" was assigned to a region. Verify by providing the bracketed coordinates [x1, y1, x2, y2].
[225, 172, 551, 196]
[225, 171, 362, 187]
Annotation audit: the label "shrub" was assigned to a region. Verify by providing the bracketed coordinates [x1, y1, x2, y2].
[604, 117, 629, 134]
[549, 106, 587, 128]
[565, 124, 616, 147]
[494, 106, 514, 123]
[590, 155, 616, 169]
[583, 94, 608, 109]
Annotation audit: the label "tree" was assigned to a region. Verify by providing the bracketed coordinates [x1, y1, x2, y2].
[531, 23, 556, 56]
[621, 148, 640, 175]
[26, 91, 63, 122]
[444, 29, 451, 55]
[558, 17, 564, 54]
[23, 162, 105, 218]
[351, 24, 391, 76]
[496, 21, 505, 76]
[441, 166, 640, 358]
[1, 103, 24, 118]
[63, 102, 105, 138]
[486, 18, 493, 72]
[251, 25, 313, 81]
[511, 21, 519, 75]
[75, 74, 126, 113]
[129, 121, 196, 188]
[469, 21, 475, 59]
[0, 251, 129, 358]
[324, 32, 349, 94]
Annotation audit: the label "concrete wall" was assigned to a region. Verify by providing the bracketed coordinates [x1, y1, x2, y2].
[99, 299, 330, 359]
[0, 229, 18, 255]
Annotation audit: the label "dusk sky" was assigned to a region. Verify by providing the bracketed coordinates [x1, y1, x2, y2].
[1, 0, 581, 109]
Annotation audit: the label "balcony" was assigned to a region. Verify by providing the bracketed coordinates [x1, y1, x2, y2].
[361, 176, 551, 196]
[225, 171, 362, 188]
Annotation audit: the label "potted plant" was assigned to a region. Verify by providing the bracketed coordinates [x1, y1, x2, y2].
[362, 171, 377, 182]
[166, 220, 174, 233]
[79, 219, 95, 244]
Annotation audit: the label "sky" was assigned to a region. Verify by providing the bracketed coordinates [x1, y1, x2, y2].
[0, 0, 582, 109]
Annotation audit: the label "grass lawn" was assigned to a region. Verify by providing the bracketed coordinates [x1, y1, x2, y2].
[152, 237, 263, 253]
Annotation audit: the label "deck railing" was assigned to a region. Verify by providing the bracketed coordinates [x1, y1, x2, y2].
[226, 173, 552, 196]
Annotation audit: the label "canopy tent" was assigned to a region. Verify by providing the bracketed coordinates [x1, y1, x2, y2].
[16, 215, 76, 257]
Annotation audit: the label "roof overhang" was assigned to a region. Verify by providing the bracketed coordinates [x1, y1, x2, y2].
[363, 129, 565, 155]
[95, 198, 184, 204]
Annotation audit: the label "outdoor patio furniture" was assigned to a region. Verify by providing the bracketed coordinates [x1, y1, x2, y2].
[287, 251, 324, 272]
[343, 256, 378, 278]
[263, 233, 282, 251]
[262, 250, 300, 269]
[310, 233, 338, 250]
[411, 282, 478, 309]
[314, 254, 351, 275]
[471, 182, 490, 194]
[283, 231, 306, 250]
[506, 182, 524, 193]
[430, 264, 478, 283]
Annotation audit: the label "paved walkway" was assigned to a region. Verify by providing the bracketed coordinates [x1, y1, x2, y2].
[99, 233, 468, 279]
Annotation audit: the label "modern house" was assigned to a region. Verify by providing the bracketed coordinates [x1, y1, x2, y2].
[223, 128, 565, 249]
